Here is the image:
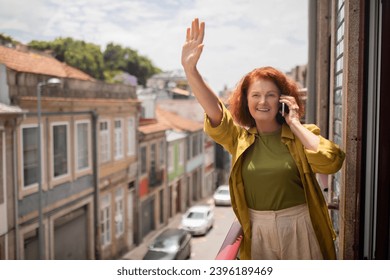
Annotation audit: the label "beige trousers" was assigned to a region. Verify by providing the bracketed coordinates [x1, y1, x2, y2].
[249, 204, 323, 260]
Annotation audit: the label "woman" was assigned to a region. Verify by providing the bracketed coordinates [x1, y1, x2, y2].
[182, 18, 345, 260]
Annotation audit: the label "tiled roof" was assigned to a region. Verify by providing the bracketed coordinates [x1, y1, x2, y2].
[0, 45, 94, 81]
[156, 106, 203, 132]
[0, 102, 24, 114]
[138, 118, 170, 134]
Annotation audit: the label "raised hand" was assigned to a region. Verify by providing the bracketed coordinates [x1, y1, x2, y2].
[181, 18, 205, 71]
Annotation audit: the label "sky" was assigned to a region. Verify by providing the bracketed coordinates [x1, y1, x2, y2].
[0, 0, 308, 92]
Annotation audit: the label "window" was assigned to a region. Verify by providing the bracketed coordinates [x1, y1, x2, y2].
[198, 133, 203, 154]
[159, 141, 164, 165]
[140, 146, 147, 174]
[114, 119, 124, 160]
[52, 123, 69, 178]
[192, 134, 198, 157]
[100, 194, 111, 246]
[21, 125, 39, 188]
[75, 121, 90, 171]
[99, 121, 110, 163]
[168, 145, 174, 172]
[127, 117, 136, 156]
[179, 142, 185, 165]
[150, 144, 156, 172]
[115, 188, 124, 237]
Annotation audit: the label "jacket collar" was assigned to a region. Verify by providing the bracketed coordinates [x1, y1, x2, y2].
[246, 123, 294, 140]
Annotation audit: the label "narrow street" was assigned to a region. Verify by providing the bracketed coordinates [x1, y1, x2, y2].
[190, 205, 235, 260]
[122, 199, 236, 260]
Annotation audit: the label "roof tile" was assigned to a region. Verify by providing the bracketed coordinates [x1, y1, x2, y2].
[0, 45, 94, 81]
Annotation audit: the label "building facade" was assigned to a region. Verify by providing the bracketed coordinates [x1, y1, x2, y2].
[0, 45, 139, 259]
[308, 0, 390, 259]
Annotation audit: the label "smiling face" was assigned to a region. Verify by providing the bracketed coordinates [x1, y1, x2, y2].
[247, 78, 281, 130]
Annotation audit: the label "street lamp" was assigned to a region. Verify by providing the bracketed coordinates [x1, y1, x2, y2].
[37, 77, 61, 260]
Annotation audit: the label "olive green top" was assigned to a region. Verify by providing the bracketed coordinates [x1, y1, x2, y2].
[241, 129, 306, 210]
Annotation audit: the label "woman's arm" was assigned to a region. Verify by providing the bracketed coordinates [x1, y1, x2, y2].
[181, 18, 222, 127]
[279, 95, 320, 151]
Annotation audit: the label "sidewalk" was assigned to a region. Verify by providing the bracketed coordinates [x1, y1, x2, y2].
[121, 197, 214, 260]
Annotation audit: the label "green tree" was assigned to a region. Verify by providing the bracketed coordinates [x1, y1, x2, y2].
[28, 38, 105, 80]
[103, 43, 161, 86]
[0, 33, 20, 46]
[28, 39, 161, 86]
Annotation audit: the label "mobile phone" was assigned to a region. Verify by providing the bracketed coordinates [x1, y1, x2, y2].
[281, 103, 289, 116]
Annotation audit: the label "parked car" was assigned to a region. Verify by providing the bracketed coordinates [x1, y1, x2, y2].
[180, 204, 214, 236]
[213, 185, 231, 206]
[142, 228, 191, 260]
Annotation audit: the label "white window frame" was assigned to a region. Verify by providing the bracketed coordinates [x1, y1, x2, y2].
[99, 120, 111, 163]
[127, 117, 136, 157]
[115, 188, 124, 237]
[114, 118, 124, 160]
[100, 194, 111, 246]
[75, 120, 91, 173]
[50, 121, 70, 181]
[20, 124, 43, 190]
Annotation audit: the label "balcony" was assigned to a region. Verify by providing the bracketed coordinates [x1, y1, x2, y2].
[149, 168, 164, 187]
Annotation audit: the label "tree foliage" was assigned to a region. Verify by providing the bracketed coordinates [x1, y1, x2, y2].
[28, 38, 161, 86]
[103, 42, 161, 86]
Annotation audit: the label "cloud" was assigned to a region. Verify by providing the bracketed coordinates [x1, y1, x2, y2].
[0, 0, 308, 91]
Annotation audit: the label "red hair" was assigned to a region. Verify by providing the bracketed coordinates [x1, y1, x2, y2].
[228, 66, 304, 127]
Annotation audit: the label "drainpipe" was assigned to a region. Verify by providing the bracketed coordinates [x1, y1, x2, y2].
[91, 110, 101, 260]
[13, 115, 25, 259]
[13, 125, 19, 259]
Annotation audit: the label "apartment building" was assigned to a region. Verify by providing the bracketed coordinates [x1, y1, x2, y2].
[137, 118, 169, 241]
[0, 45, 138, 259]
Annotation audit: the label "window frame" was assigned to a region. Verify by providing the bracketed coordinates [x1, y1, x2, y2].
[20, 124, 42, 191]
[74, 120, 91, 173]
[114, 118, 124, 160]
[99, 120, 111, 164]
[100, 194, 111, 247]
[115, 188, 125, 237]
[127, 117, 136, 157]
[50, 121, 70, 181]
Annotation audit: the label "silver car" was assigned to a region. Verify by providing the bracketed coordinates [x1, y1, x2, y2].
[180, 205, 214, 236]
[213, 185, 231, 206]
[143, 228, 192, 260]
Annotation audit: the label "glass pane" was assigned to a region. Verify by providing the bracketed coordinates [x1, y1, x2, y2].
[23, 127, 38, 186]
[53, 125, 68, 177]
[77, 123, 89, 169]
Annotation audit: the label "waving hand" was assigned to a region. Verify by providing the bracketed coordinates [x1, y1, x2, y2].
[181, 18, 205, 71]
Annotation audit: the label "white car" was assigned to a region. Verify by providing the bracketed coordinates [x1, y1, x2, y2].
[213, 185, 231, 206]
[180, 205, 214, 236]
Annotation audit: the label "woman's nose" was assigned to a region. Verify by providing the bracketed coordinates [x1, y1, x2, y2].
[258, 95, 266, 104]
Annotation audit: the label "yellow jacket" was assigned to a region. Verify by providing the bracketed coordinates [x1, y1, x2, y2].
[204, 102, 345, 260]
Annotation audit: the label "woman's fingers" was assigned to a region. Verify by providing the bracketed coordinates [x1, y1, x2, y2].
[185, 27, 191, 43]
[188, 18, 204, 43]
[199, 21, 205, 43]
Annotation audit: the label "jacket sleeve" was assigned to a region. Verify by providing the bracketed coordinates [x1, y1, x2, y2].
[303, 124, 346, 174]
[204, 100, 241, 155]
